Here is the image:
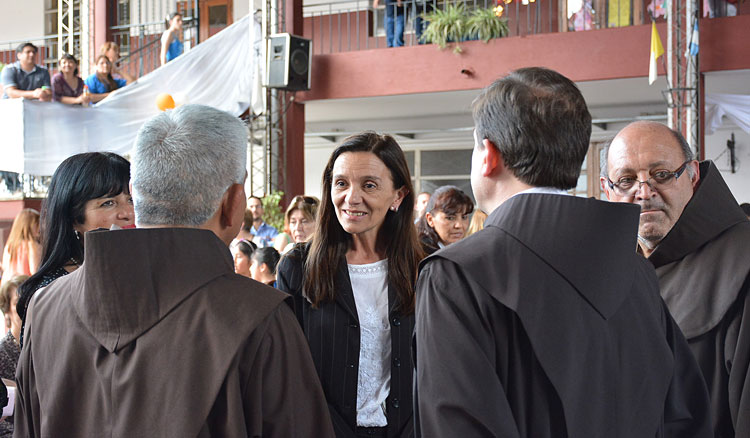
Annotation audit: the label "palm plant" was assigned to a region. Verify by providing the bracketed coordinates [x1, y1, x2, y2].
[467, 7, 509, 43]
[421, 2, 468, 53]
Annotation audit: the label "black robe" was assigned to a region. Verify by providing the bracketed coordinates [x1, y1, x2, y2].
[14, 228, 334, 437]
[647, 161, 750, 437]
[413, 193, 712, 437]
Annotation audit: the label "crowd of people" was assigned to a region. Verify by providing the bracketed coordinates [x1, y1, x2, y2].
[0, 12, 185, 106]
[0, 66, 746, 437]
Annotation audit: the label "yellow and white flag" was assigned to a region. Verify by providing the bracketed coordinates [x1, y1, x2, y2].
[649, 21, 664, 85]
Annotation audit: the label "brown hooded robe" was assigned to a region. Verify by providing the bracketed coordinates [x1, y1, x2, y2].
[14, 228, 334, 438]
[647, 161, 750, 437]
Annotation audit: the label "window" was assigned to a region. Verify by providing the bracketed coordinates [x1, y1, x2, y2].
[405, 148, 474, 203]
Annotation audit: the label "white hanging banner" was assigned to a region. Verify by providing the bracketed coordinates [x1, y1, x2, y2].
[0, 14, 260, 175]
[705, 93, 750, 136]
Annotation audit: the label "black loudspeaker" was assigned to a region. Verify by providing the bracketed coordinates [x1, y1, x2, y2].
[266, 33, 312, 91]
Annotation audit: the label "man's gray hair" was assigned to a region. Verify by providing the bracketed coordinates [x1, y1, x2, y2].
[132, 104, 247, 226]
[600, 123, 695, 178]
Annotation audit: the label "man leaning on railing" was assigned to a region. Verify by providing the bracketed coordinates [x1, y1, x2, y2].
[1, 42, 51, 101]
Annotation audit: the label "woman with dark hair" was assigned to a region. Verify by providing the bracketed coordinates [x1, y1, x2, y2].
[416, 185, 474, 255]
[233, 239, 257, 278]
[84, 55, 127, 103]
[250, 247, 280, 287]
[277, 132, 422, 438]
[17, 152, 134, 345]
[51, 54, 89, 105]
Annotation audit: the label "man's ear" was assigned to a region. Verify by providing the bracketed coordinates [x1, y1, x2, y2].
[220, 183, 246, 229]
[599, 177, 612, 201]
[481, 139, 502, 177]
[688, 160, 701, 190]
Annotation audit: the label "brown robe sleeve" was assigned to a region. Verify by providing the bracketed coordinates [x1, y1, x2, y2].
[241, 304, 335, 437]
[414, 260, 522, 437]
[14, 298, 41, 438]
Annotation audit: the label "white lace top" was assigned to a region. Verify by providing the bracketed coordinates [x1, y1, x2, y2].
[348, 259, 391, 427]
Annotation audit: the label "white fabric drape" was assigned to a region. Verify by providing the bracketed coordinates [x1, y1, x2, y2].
[705, 93, 750, 135]
[0, 14, 260, 175]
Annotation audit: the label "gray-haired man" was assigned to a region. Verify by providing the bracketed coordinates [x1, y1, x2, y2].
[14, 104, 334, 437]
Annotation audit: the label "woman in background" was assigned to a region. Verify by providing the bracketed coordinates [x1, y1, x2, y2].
[84, 55, 128, 103]
[160, 12, 184, 65]
[17, 152, 134, 346]
[1, 209, 41, 285]
[277, 132, 422, 437]
[250, 247, 280, 287]
[417, 185, 474, 255]
[0, 275, 27, 438]
[234, 239, 257, 278]
[51, 54, 89, 106]
[100, 42, 135, 83]
[274, 195, 319, 254]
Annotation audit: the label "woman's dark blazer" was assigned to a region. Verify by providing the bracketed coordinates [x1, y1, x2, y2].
[276, 245, 415, 438]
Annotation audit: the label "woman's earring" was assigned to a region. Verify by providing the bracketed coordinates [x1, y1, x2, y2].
[390, 205, 398, 212]
[74, 230, 81, 241]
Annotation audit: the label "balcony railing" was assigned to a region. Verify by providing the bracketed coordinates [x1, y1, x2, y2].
[111, 16, 198, 79]
[0, 35, 60, 72]
[303, 0, 745, 54]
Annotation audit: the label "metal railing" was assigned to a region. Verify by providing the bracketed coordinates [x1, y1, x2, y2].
[301, 0, 722, 54]
[110, 16, 198, 79]
[0, 35, 61, 72]
[303, 0, 566, 53]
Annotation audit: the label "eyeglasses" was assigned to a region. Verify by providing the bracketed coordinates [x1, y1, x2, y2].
[606, 161, 691, 196]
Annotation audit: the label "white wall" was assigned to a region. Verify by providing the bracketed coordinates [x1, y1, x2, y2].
[705, 69, 750, 205]
[705, 125, 750, 204]
[305, 145, 334, 199]
[234, 0, 252, 22]
[0, 0, 45, 42]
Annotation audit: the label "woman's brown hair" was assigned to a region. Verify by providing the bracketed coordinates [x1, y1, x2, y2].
[4, 209, 39, 265]
[304, 132, 423, 314]
[283, 195, 319, 234]
[94, 55, 118, 92]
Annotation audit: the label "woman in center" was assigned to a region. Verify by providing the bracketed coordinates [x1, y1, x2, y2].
[277, 132, 422, 438]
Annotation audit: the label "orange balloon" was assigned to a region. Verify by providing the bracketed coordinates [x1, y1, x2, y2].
[156, 93, 175, 111]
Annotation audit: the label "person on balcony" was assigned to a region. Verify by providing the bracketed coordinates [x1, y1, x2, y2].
[373, 0, 407, 47]
[84, 55, 128, 104]
[100, 42, 136, 83]
[1, 42, 51, 101]
[160, 12, 184, 65]
[51, 54, 90, 106]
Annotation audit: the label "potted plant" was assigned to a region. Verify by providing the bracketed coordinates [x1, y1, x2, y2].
[467, 7, 509, 43]
[422, 3, 508, 53]
[420, 2, 469, 53]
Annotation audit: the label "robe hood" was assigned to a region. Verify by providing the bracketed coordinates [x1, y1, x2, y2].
[647, 161, 750, 338]
[482, 193, 642, 320]
[649, 161, 748, 267]
[70, 228, 237, 353]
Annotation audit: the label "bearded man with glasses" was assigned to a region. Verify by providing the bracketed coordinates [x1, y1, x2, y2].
[602, 120, 750, 438]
